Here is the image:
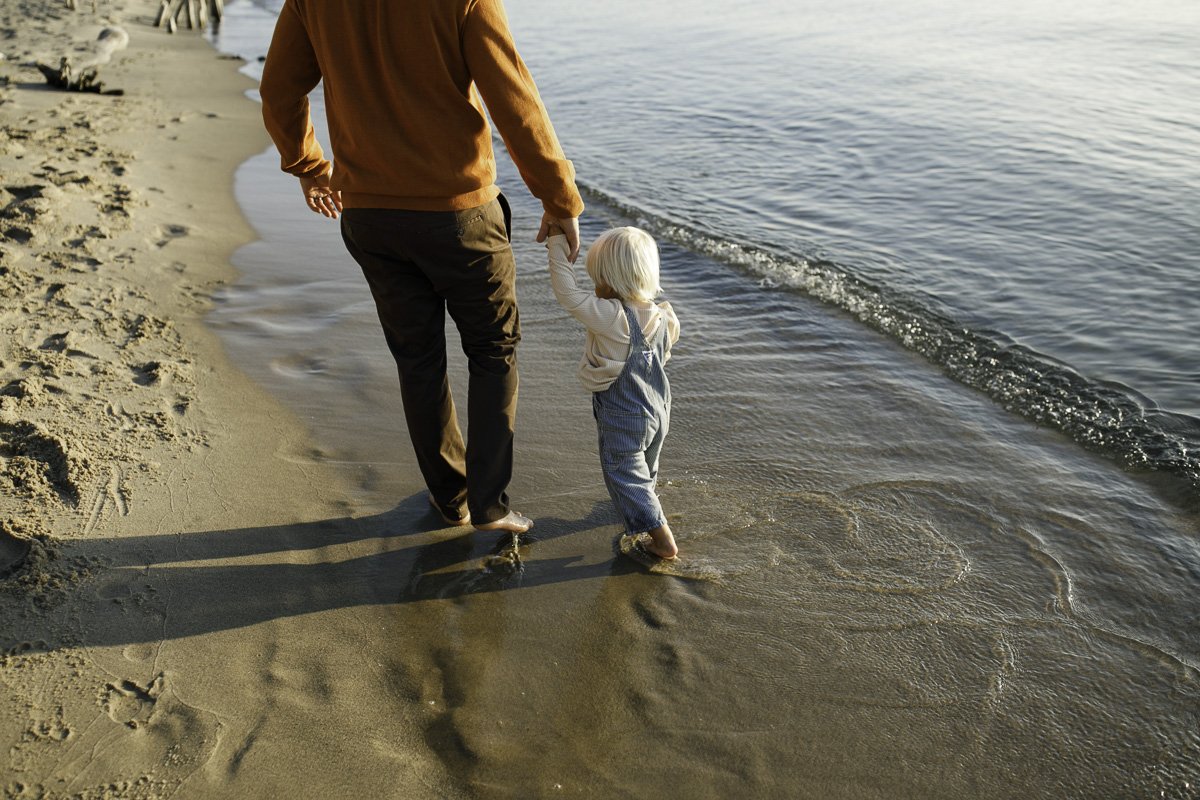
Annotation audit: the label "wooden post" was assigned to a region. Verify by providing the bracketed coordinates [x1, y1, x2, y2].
[154, 0, 223, 33]
[158, 0, 187, 32]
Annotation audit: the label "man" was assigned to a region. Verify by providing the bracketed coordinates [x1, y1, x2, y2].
[260, 0, 584, 533]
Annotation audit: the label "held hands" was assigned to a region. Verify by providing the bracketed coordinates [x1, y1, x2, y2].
[536, 211, 580, 262]
[300, 170, 343, 219]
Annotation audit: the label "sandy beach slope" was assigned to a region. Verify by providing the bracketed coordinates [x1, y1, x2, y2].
[0, 2, 466, 797]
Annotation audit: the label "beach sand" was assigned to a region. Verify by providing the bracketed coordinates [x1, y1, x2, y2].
[0, 3, 466, 797]
[5, 3, 1200, 800]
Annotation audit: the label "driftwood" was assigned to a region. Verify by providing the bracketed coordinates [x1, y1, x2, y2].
[154, 0, 224, 34]
[33, 26, 128, 96]
[35, 57, 124, 96]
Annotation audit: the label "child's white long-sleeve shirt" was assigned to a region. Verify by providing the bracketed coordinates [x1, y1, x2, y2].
[546, 234, 680, 393]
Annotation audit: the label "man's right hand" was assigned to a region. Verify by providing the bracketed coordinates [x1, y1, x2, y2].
[300, 170, 343, 219]
[537, 212, 580, 263]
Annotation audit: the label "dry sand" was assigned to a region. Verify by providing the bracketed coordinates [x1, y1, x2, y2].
[0, 2, 465, 797]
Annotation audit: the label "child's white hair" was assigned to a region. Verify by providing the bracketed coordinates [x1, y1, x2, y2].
[585, 226, 661, 303]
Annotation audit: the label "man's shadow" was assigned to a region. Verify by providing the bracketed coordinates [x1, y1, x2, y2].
[2, 494, 639, 654]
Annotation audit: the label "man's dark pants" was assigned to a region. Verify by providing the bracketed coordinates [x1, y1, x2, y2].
[340, 196, 518, 525]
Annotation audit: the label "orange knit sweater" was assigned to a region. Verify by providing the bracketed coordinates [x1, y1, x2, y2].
[260, 0, 584, 218]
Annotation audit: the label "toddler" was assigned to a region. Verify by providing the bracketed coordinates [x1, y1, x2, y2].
[545, 225, 681, 559]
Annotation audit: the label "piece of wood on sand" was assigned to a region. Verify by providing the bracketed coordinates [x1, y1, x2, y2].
[34, 57, 124, 96]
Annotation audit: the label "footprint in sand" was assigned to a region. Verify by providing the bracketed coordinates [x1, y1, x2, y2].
[0, 419, 84, 506]
[130, 361, 162, 386]
[104, 674, 164, 729]
[153, 223, 189, 248]
[62, 224, 109, 250]
[39, 331, 101, 359]
[0, 377, 46, 403]
[123, 312, 174, 343]
[28, 710, 72, 743]
[35, 164, 93, 188]
[0, 524, 33, 579]
[101, 183, 134, 217]
[122, 643, 156, 663]
[2, 185, 60, 231]
[3, 184, 49, 203]
[3, 225, 34, 244]
[2, 641, 51, 660]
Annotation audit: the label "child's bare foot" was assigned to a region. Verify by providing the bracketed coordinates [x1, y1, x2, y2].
[474, 511, 534, 533]
[645, 524, 678, 559]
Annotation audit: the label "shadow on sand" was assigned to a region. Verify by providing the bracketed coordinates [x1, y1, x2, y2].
[1, 493, 640, 653]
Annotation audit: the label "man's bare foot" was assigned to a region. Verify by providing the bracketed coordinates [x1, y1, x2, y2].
[428, 494, 471, 526]
[474, 511, 533, 533]
[645, 524, 678, 559]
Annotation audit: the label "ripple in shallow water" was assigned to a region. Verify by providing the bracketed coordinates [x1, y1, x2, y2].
[782, 482, 974, 595]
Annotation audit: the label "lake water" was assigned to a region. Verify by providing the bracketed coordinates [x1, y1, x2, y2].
[207, 1, 1200, 797]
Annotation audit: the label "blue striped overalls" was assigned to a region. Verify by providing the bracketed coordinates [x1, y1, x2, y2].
[592, 304, 671, 535]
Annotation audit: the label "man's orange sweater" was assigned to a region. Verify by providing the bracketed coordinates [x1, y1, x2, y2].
[260, 0, 584, 219]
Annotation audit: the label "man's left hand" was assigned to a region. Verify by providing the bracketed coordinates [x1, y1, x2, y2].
[537, 212, 580, 262]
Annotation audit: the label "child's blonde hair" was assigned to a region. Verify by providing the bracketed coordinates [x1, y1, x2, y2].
[585, 226, 661, 303]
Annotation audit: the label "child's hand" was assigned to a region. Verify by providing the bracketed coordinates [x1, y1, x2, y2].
[537, 213, 580, 262]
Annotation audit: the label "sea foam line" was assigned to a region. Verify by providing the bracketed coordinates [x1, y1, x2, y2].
[577, 182, 1200, 503]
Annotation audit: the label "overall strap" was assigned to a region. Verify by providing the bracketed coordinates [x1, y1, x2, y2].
[647, 306, 669, 350]
[622, 304, 650, 349]
[627, 303, 669, 350]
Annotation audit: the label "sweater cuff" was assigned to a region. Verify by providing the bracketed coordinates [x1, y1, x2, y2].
[290, 159, 332, 180]
[542, 195, 585, 219]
